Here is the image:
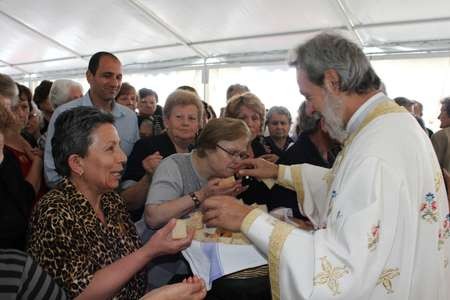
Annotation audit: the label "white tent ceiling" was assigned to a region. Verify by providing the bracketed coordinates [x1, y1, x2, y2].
[2, 0, 450, 81]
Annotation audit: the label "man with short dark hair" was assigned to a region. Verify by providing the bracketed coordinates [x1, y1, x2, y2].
[44, 52, 139, 188]
[201, 32, 449, 299]
[431, 97, 450, 172]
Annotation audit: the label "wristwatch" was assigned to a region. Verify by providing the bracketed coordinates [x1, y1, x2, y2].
[189, 192, 201, 209]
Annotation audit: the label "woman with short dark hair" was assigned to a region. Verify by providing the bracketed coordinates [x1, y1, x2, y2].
[27, 106, 204, 300]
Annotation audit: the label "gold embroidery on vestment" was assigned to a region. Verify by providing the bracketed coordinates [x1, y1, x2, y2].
[313, 256, 349, 296]
[377, 268, 400, 294]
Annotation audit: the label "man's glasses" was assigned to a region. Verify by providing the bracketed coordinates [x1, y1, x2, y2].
[216, 144, 249, 160]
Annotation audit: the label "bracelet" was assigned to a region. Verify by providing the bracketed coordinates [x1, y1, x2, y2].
[189, 192, 201, 209]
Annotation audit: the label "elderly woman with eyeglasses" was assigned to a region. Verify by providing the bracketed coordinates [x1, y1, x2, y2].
[142, 118, 249, 288]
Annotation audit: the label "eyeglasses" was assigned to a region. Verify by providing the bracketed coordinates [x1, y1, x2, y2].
[216, 144, 249, 160]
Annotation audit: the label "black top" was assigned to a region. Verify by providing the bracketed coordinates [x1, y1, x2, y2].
[21, 130, 38, 148]
[263, 136, 294, 157]
[267, 132, 340, 218]
[123, 132, 177, 183]
[251, 136, 268, 158]
[154, 105, 163, 118]
[0, 148, 35, 250]
[40, 118, 49, 135]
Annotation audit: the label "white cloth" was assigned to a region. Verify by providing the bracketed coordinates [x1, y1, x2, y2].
[243, 93, 450, 299]
[182, 241, 267, 290]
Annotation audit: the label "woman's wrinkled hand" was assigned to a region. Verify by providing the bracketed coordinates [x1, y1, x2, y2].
[198, 178, 248, 200]
[144, 219, 194, 259]
[140, 276, 206, 300]
[142, 151, 163, 175]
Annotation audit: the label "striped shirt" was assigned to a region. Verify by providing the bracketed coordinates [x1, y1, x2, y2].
[0, 249, 67, 300]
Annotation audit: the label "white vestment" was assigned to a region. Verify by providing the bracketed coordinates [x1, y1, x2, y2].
[241, 93, 450, 300]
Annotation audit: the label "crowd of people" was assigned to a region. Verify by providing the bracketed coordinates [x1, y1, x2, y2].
[1, 31, 450, 299]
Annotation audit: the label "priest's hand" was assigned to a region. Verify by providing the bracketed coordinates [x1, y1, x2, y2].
[237, 158, 279, 180]
[201, 196, 253, 232]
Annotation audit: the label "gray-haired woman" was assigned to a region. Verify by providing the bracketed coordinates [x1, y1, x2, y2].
[27, 106, 205, 300]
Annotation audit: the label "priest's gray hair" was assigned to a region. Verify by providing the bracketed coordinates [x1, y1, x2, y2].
[49, 79, 82, 108]
[288, 32, 381, 94]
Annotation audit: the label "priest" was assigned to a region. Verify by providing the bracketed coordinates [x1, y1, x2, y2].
[201, 32, 450, 300]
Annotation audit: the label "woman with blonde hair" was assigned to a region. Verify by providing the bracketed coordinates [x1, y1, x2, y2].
[224, 92, 274, 208]
[225, 92, 277, 162]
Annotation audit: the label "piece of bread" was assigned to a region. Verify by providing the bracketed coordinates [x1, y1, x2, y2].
[217, 176, 236, 189]
[188, 211, 203, 230]
[172, 219, 187, 239]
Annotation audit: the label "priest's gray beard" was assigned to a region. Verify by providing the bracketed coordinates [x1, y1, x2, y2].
[322, 91, 349, 143]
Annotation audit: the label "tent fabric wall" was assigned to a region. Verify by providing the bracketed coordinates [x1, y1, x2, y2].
[2, 0, 450, 80]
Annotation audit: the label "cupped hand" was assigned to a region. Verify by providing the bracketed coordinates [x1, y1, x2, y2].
[144, 219, 194, 259]
[199, 178, 248, 200]
[201, 195, 252, 232]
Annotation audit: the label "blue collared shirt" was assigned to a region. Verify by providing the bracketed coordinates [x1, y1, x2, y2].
[44, 91, 139, 187]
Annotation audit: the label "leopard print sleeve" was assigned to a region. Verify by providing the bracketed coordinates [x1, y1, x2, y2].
[28, 188, 99, 298]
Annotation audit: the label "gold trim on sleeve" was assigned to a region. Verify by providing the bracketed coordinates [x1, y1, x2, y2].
[276, 165, 294, 190]
[268, 221, 296, 300]
[240, 208, 264, 234]
[291, 165, 305, 209]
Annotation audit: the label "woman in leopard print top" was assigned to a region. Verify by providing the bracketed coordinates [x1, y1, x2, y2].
[27, 106, 203, 300]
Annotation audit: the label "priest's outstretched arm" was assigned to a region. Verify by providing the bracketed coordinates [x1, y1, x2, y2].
[202, 158, 434, 299]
